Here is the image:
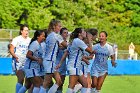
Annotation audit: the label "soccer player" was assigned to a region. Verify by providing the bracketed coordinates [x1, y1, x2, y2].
[74, 28, 98, 93]
[55, 27, 69, 93]
[66, 28, 94, 93]
[18, 30, 47, 93]
[39, 19, 67, 93]
[91, 31, 117, 93]
[24, 30, 45, 93]
[9, 24, 31, 93]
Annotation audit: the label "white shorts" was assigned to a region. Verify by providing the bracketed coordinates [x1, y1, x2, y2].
[43, 60, 56, 74]
[81, 65, 90, 77]
[67, 66, 83, 76]
[12, 58, 24, 71]
[91, 70, 107, 77]
[24, 68, 41, 78]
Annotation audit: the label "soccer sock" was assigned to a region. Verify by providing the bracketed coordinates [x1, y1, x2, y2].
[91, 88, 96, 93]
[33, 87, 40, 93]
[48, 84, 59, 93]
[73, 83, 82, 93]
[39, 87, 46, 93]
[56, 89, 62, 93]
[87, 88, 91, 93]
[66, 88, 73, 93]
[81, 87, 87, 93]
[96, 90, 101, 93]
[16, 83, 23, 93]
[18, 86, 27, 93]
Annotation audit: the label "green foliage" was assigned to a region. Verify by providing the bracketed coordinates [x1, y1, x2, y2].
[0, 0, 140, 53]
[0, 30, 10, 38]
[135, 45, 140, 58]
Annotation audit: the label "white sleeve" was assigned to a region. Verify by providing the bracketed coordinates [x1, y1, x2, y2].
[55, 34, 64, 44]
[11, 37, 18, 47]
[28, 42, 38, 53]
[75, 39, 88, 51]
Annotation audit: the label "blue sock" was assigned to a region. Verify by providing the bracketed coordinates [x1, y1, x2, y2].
[33, 87, 40, 93]
[39, 87, 46, 93]
[16, 83, 22, 93]
[18, 86, 27, 93]
[48, 84, 59, 93]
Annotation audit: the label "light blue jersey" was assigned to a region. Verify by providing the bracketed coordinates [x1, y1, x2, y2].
[81, 51, 90, 76]
[24, 40, 43, 70]
[43, 32, 64, 73]
[56, 48, 67, 75]
[39, 42, 46, 76]
[44, 32, 63, 61]
[81, 51, 90, 66]
[91, 43, 114, 72]
[41, 41, 46, 58]
[67, 38, 88, 75]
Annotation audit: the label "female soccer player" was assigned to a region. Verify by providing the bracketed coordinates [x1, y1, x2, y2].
[39, 19, 67, 93]
[18, 30, 47, 93]
[66, 28, 94, 93]
[24, 30, 45, 93]
[56, 27, 69, 93]
[74, 28, 98, 93]
[9, 24, 31, 93]
[91, 31, 117, 93]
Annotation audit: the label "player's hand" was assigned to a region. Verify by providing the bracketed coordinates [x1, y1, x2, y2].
[37, 58, 43, 64]
[111, 61, 117, 68]
[85, 61, 90, 65]
[92, 50, 96, 54]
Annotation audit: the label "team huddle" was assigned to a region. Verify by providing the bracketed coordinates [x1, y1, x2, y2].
[9, 19, 117, 93]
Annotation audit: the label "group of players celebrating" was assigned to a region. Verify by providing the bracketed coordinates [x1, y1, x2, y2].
[10, 19, 117, 93]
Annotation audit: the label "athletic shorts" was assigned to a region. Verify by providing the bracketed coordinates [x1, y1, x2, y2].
[24, 68, 41, 78]
[12, 59, 24, 71]
[81, 65, 90, 77]
[43, 60, 56, 74]
[67, 66, 83, 76]
[91, 70, 107, 77]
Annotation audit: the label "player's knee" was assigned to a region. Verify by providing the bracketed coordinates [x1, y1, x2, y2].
[56, 80, 62, 86]
[43, 79, 52, 88]
[68, 84, 75, 89]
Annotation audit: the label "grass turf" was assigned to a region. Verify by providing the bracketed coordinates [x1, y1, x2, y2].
[0, 75, 139, 93]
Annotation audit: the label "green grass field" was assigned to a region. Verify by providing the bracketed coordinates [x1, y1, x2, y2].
[0, 75, 139, 93]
